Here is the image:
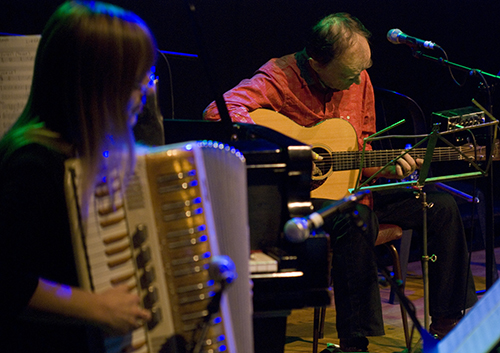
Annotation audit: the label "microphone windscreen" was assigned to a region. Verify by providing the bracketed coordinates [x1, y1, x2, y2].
[284, 217, 310, 243]
[387, 28, 403, 44]
[209, 255, 237, 284]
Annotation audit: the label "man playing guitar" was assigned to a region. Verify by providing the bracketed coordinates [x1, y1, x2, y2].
[204, 12, 477, 352]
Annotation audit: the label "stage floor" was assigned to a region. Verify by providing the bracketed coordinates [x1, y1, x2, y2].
[283, 247, 500, 353]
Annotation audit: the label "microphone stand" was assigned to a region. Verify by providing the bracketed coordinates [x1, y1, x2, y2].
[351, 122, 492, 337]
[411, 49, 500, 290]
[377, 262, 439, 353]
[189, 282, 226, 353]
[414, 125, 440, 331]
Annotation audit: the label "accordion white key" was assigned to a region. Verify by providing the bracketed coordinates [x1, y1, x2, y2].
[64, 140, 253, 353]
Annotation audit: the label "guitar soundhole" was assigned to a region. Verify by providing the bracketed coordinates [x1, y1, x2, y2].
[312, 146, 332, 181]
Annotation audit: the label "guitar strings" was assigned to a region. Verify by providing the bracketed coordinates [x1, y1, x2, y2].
[315, 146, 477, 171]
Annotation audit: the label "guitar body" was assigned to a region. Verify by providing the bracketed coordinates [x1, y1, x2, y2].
[249, 109, 483, 200]
[249, 109, 361, 200]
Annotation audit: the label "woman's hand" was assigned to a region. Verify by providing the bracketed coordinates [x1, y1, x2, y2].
[28, 279, 151, 335]
[95, 284, 152, 335]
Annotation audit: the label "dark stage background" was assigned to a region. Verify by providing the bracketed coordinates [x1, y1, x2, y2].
[3, 0, 500, 125]
[4, 0, 500, 295]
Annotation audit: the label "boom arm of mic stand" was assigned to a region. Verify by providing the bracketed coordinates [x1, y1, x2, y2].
[411, 49, 499, 117]
[412, 50, 500, 81]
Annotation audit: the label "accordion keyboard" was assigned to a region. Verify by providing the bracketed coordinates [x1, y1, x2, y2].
[65, 141, 252, 353]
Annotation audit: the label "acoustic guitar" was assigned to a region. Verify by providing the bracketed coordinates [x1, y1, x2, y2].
[249, 109, 485, 199]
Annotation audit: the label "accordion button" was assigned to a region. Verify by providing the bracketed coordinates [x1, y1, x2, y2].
[132, 224, 148, 248]
[147, 307, 162, 330]
[143, 286, 159, 309]
[140, 267, 156, 288]
[136, 246, 152, 268]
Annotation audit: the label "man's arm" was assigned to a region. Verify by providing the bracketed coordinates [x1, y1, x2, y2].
[203, 68, 288, 123]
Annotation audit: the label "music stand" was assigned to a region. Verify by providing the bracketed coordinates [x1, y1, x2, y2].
[349, 119, 495, 336]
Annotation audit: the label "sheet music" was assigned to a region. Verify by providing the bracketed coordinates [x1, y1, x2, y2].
[430, 278, 500, 353]
[0, 35, 40, 138]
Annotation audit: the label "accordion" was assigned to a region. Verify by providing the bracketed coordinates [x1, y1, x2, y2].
[64, 141, 253, 353]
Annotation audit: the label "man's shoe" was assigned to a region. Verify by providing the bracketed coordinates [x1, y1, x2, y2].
[339, 337, 369, 352]
[319, 343, 343, 352]
[429, 313, 463, 339]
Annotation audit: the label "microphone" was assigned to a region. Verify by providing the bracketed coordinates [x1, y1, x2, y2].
[284, 190, 370, 243]
[208, 255, 237, 287]
[387, 29, 440, 50]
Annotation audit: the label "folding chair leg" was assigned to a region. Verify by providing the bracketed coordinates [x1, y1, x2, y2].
[313, 307, 321, 353]
[385, 243, 411, 350]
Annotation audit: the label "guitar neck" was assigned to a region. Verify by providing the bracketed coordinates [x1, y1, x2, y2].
[330, 146, 471, 172]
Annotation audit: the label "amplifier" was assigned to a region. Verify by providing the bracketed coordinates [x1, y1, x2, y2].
[432, 106, 485, 131]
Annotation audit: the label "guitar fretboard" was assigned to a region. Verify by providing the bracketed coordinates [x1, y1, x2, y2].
[248, 109, 485, 199]
[318, 146, 477, 172]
